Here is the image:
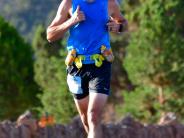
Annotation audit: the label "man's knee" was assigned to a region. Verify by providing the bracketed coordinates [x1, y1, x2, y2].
[87, 110, 100, 126]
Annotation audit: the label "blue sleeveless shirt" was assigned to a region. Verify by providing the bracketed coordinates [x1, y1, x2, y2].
[67, 0, 111, 55]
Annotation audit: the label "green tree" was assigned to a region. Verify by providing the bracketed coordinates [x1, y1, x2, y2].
[32, 25, 77, 123]
[117, 0, 184, 123]
[0, 16, 40, 120]
[0, 0, 60, 42]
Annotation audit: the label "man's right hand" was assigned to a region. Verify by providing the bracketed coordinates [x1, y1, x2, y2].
[70, 6, 85, 25]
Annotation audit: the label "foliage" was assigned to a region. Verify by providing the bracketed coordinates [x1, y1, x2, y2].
[116, 0, 184, 123]
[32, 25, 77, 123]
[0, 0, 60, 42]
[0, 16, 41, 120]
[1, 0, 184, 124]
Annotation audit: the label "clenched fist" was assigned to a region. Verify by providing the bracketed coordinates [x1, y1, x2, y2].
[107, 21, 120, 33]
[71, 6, 85, 25]
[107, 17, 128, 33]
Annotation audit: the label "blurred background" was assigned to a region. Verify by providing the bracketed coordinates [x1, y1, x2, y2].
[0, 0, 184, 124]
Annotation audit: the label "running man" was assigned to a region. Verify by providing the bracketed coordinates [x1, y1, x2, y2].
[47, 0, 127, 137]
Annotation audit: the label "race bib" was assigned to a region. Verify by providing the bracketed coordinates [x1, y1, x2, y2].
[67, 74, 83, 94]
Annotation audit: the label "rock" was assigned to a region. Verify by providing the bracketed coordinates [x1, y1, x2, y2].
[102, 123, 118, 138]
[0, 113, 184, 138]
[67, 116, 87, 138]
[158, 112, 178, 125]
[17, 110, 37, 133]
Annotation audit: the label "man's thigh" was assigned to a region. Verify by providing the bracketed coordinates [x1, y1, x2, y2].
[74, 96, 89, 115]
[89, 61, 112, 95]
[88, 93, 108, 120]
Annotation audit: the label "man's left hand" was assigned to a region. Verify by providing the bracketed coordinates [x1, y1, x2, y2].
[107, 20, 120, 33]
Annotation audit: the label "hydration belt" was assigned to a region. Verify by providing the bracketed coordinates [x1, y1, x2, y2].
[74, 54, 105, 69]
[65, 45, 114, 69]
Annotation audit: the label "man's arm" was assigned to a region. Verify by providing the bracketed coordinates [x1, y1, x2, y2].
[47, 0, 85, 42]
[107, 0, 127, 33]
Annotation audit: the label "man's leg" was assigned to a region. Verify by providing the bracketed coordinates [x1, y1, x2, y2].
[87, 93, 108, 138]
[74, 96, 89, 133]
